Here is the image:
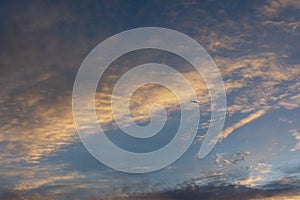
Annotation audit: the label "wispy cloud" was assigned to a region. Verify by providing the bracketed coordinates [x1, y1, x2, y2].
[220, 109, 266, 139]
[290, 129, 300, 152]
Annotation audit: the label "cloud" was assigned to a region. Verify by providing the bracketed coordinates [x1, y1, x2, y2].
[0, 91, 77, 165]
[208, 52, 300, 142]
[95, 68, 210, 130]
[215, 53, 300, 115]
[0, 0, 113, 167]
[237, 176, 264, 187]
[290, 129, 300, 152]
[1, 0, 299, 169]
[278, 117, 293, 124]
[0, 0, 300, 196]
[261, 0, 300, 15]
[279, 94, 300, 110]
[262, 20, 300, 33]
[13, 171, 82, 191]
[237, 162, 272, 187]
[220, 109, 266, 139]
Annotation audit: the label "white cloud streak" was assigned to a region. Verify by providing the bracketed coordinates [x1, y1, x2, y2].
[220, 109, 267, 139]
[290, 129, 300, 152]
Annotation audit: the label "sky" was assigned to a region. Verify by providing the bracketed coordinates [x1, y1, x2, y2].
[0, 0, 300, 199]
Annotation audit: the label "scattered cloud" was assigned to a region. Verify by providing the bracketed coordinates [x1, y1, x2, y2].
[261, 0, 300, 15]
[279, 93, 300, 110]
[0, 0, 299, 196]
[237, 162, 272, 187]
[262, 20, 300, 33]
[278, 117, 293, 124]
[214, 151, 251, 170]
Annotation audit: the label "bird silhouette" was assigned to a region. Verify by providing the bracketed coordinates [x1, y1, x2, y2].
[190, 100, 200, 104]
